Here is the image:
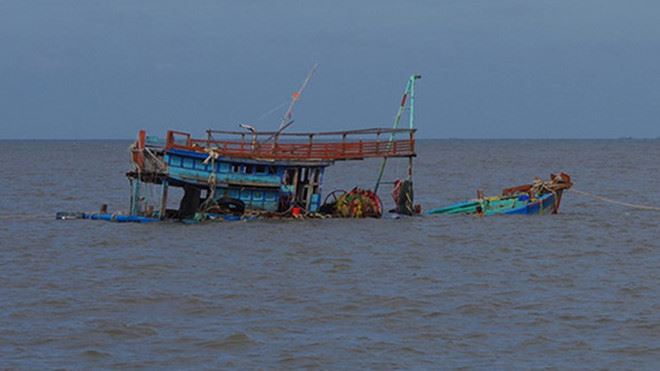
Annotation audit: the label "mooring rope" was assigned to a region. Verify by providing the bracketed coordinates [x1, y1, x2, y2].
[571, 189, 660, 211]
[0, 214, 51, 221]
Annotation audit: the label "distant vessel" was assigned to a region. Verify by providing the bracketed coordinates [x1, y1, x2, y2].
[427, 173, 573, 216]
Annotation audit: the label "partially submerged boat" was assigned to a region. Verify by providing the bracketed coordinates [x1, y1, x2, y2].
[427, 173, 573, 216]
[58, 72, 422, 223]
[126, 126, 416, 221]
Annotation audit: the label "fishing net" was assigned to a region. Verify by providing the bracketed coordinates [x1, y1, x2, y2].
[335, 188, 382, 218]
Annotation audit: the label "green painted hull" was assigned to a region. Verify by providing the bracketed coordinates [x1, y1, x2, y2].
[428, 193, 560, 216]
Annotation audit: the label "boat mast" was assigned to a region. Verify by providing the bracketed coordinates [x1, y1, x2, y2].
[374, 74, 421, 193]
[260, 63, 318, 144]
[277, 63, 318, 133]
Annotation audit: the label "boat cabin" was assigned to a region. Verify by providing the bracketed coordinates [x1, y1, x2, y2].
[164, 147, 329, 212]
[128, 127, 416, 219]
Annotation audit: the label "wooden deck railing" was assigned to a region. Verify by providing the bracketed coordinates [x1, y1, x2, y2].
[164, 128, 416, 161]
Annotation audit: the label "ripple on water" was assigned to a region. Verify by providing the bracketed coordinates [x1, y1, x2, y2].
[196, 333, 257, 350]
[80, 349, 112, 360]
[86, 320, 158, 339]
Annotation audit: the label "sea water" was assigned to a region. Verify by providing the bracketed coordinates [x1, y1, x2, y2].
[1, 139, 658, 368]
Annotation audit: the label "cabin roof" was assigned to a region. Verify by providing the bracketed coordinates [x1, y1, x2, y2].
[165, 127, 416, 162]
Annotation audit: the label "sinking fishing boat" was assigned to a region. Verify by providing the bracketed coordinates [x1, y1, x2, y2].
[427, 173, 573, 216]
[58, 72, 422, 223]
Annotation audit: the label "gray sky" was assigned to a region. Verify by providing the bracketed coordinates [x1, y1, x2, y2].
[1, 0, 659, 139]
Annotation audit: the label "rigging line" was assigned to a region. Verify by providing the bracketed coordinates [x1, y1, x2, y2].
[259, 63, 318, 144]
[278, 63, 319, 131]
[254, 100, 290, 123]
[0, 214, 51, 221]
[571, 189, 660, 211]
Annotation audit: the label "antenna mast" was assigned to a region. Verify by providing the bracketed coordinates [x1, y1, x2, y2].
[277, 63, 319, 133]
[374, 74, 421, 193]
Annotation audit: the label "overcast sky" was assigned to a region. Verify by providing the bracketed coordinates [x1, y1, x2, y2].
[1, 0, 659, 139]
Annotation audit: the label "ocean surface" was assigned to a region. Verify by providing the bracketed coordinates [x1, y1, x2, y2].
[1, 139, 659, 369]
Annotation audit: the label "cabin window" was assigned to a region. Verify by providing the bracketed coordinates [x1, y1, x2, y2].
[182, 158, 194, 169]
[265, 191, 277, 201]
[228, 188, 239, 198]
[169, 156, 182, 167]
[284, 169, 294, 185]
[268, 166, 277, 175]
[252, 191, 263, 201]
[219, 162, 230, 173]
[239, 190, 251, 201]
[245, 165, 254, 174]
[255, 165, 266, 174]
[231, 164, 240, 173]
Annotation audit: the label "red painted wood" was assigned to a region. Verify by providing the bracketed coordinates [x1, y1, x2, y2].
[164, 129, 416, 161]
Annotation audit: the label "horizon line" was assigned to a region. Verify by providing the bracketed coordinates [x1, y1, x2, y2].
[0, 137, 658, 141]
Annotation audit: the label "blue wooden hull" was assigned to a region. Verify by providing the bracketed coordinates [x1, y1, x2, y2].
[59, 213, 248, 223]
[83, 213, 160, 223]
[428, 192, 560, 216]
[500, 193, 557, 215]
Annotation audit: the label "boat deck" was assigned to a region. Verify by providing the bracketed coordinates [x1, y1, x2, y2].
[165, 128, 416, 161]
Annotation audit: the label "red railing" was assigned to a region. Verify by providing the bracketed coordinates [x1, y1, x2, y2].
[165, 130, 193, 147]
[164, 128, 416, 161]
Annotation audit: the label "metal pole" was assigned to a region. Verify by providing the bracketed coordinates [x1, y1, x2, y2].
[278, 63, 319, 131]
[407, 76, 420, 182]
[131, 178, 141, 216]
[129, 179, 134, 216]
[374, 74, 420, 193]
[159, 179, 169, 220]
[409, 75, 421, 129]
